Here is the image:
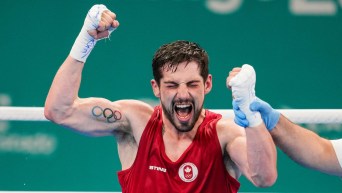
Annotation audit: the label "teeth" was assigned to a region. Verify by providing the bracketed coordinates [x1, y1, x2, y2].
[176, 104, 191, 108]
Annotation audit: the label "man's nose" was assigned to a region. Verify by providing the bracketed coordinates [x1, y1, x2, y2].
[177, 83, 190, 98]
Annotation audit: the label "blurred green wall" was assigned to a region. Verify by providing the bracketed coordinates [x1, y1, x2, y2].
[0, 0, 341, 192]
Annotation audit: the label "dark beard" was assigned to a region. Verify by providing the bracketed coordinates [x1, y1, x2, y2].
[161, 99, 203, 133]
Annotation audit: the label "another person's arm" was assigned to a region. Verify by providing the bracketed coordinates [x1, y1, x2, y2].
[235, 97, 342, 176]
[271, 114, 342, 176]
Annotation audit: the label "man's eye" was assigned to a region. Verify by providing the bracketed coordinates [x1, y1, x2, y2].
[166, 85, 177, 88]
[188, 84, 199, 88]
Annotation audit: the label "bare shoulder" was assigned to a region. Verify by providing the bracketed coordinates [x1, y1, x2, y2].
[112, 99, 154, 126]
[113, 99, 155, 138]
[114, 99, 154, 121]
[216, 117, 246, 147]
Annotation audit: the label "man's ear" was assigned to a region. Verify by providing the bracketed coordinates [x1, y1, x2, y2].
[204, 74, 213, 94]
[151, 79, 161, 97]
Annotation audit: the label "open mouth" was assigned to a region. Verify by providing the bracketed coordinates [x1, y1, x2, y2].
[175, 103, 193, 122]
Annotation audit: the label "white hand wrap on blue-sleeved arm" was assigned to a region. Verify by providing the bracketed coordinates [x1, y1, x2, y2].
[229, 64, 262, 127]
[331, 139, 342, 169]
[70, 4, 114, 62]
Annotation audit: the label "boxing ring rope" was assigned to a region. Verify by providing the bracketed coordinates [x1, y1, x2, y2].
[1, 106, 342, 124]
[0, 108, 341, 193]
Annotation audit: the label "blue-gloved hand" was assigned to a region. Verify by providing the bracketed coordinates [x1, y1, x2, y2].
[232, 99, 249, 128]
[250, 98, 280, 131]
[232, 98, 280, 131]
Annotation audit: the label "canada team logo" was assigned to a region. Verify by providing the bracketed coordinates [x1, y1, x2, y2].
[178, 162, 198, 182]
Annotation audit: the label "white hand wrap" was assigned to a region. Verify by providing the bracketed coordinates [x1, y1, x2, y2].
[331, 139, 342, 169]
[70, 4, 115, 62]
[229, 64, 262, 127]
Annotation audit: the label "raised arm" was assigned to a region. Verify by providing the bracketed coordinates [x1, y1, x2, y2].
[225, 65, 277, 187]
[220, 120, 277, 187]
[44, 5, 153, 137]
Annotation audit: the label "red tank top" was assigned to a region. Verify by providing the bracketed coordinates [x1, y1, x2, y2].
[117, 106, 240, 193]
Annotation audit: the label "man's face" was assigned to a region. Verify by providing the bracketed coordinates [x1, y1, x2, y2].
[151, 61, 212, 132]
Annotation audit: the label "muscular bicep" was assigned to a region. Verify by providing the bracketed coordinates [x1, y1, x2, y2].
[225, 134, 252, 181]
[56, 98, 152, 137]
[226, 124, 277, 187]
[218, 119, 249, 180]
[218, 118, 256, 182]
[55, 97, 126, 136]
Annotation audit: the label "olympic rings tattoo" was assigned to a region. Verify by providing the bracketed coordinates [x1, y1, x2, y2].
[91, 106, 122, 123]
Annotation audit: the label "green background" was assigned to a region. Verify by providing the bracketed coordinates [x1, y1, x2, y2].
[1, 0, 341, 192]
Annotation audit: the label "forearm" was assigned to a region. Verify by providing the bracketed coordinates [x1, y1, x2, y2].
[271, 115, 341, 175]
[228, 65, 277, 186]
[45, 5, 118, 122]
[246, 123, 277, 187]
[45, 56, 84, 121]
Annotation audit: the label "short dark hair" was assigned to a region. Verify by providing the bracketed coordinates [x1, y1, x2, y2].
[152, 40, 209, 85]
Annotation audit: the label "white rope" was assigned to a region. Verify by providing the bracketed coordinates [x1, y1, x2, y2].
[213, 109, 342, 124]
[0, 106, 342, 124]
[0, 107, 46, 121]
